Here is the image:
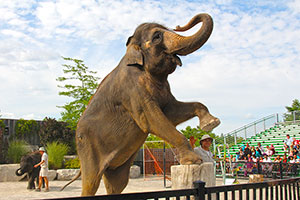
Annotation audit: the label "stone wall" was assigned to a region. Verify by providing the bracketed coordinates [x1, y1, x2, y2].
[0, 164, 141, 182]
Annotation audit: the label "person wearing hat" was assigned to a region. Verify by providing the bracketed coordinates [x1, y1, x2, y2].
[194, 134, 214, 163]
[34, 147, 49, 192]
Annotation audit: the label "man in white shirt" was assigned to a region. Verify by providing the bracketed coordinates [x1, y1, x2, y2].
[194, 134, 214, 163]
[194, 134, 216, 186]
[284, 134, 293, 147]
[34, 147, 49, 192]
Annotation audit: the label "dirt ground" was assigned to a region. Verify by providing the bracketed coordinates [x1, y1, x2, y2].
[0, 177, 173, 200]
[0, 177, 248, 200]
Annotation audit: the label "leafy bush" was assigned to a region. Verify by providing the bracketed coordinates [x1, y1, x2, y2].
[64, 157, 80, 169]
[47, 141, 69, 169]
[15, 119, 40, 139]
[7, 140, 29, 163]
[39, 117, 75, 154]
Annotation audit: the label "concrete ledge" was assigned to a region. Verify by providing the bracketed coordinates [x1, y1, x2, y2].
[0, 164, 25, 182]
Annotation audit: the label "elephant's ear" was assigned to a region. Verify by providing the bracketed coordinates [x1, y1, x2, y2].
[125, 44, 143, 67]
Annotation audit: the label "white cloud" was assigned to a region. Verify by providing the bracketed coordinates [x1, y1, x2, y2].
[0, 0, 299, 134]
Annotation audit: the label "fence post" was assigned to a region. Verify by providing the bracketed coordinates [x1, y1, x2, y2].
[293, 111, 296, 123]
[193, 180, 206, 200]
[233, 132, 237, 145]
[280, 162, 283, 179]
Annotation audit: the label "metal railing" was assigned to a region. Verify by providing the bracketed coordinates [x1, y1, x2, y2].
[216, 161, 300, 179]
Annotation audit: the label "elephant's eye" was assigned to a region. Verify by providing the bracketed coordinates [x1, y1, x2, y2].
[152, 31, 162, 44]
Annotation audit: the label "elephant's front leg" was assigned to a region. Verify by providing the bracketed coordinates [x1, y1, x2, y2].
[135, 101, 202, 164]
[163, 101, 220, 132]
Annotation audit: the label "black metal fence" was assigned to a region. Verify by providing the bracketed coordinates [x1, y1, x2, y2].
[46, 177, 300, 200]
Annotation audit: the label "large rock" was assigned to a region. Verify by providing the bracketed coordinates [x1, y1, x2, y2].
[48, 170, 57, 181]
[171, 163, 215, 190]
[0, 164, 25, 182]
[57, 169, 80, 180]
[129, 165, 141, 179]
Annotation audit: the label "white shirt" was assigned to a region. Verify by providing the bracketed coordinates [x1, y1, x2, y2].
[194, 146, 214, 163]
[263, 157, 271, 162]
[41, 152, 48, 169]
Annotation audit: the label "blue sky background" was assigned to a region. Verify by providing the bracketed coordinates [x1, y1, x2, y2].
[0, 0, 299, 135]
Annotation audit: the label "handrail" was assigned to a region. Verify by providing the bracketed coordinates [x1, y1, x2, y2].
[226, 114, 276, 136]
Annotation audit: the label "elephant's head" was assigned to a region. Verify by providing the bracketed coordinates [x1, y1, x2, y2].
[15, 155, 34, 176]
[125, 13, 213, 80]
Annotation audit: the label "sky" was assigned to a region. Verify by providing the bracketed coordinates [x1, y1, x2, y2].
[0, 0, 299, 135]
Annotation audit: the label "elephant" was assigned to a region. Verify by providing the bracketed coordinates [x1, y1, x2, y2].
[62, 13, 220, 196]
[15, 151, 41, 190]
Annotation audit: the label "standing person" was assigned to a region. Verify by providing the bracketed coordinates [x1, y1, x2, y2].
[34, 147, 49, 192]
[284, 134, 293, 147]
[194, 134, 216, 186]
[194, 134, 214, 163]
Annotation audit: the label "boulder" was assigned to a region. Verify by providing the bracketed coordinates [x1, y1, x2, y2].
[129, 165, 141, 179]
[57, 169, 80, 180]
[48, 170, 57, 181]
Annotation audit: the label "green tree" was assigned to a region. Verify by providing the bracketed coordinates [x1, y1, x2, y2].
[39, 117, 75, 154]
[181, 126, 216, 147]
[57, 57, 100, 130]
[284, 99, 300, 121]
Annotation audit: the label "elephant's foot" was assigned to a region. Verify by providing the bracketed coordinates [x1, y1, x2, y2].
[200, 114, 220, 132]
[179, 150, 202, 165]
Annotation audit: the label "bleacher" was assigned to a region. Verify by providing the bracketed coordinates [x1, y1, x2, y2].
[229, 123, 300, 158]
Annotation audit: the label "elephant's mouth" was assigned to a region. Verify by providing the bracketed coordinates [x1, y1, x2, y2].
[172, 54, 182, 67]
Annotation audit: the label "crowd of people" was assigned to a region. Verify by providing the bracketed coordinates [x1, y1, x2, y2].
[234, 134, 300, 163]
[222, 134, 300, 176]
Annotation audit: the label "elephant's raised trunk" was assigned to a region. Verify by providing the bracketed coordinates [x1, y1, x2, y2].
[15, 168, 24, 176]
[164, 13, 213, 56]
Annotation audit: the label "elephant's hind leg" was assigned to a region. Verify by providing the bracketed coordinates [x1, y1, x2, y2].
[103, 153, 137, 194]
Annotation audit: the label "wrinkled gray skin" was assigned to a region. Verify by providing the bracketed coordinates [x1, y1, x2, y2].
[15, 152, 41, 190]
[63, 13, 220, 196]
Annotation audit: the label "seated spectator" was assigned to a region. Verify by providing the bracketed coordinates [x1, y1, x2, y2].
[296, 144, 300, 152]
[244, 145, 252, 158]
[255, 147, 262, 158]
[282, 154, 288, 163]
[289, 145, 295, 157]
[237, 147, 244, 160]
[283, 143, 289, 153]
[292, 148, 298, 156]
[263, 154, 272, 162]
[262, 154, 272, 175]
[289, 156, 295, 163]
[269, 144, 276, 155]
[266, 145, 273, 156]
[244, 154, 253, 176]
[257, 142, 265, 154]
[251, 146, 256, 156]
[292, 137, 300, 147]
[274, 155, 282, 162]
[281, 154, 289, 171]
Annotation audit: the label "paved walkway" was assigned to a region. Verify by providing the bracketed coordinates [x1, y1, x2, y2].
[0, 177, 249, 200]
[0, 177, 172, 200]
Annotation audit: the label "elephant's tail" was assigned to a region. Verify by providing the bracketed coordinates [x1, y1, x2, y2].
[60, 170, 81, 191]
